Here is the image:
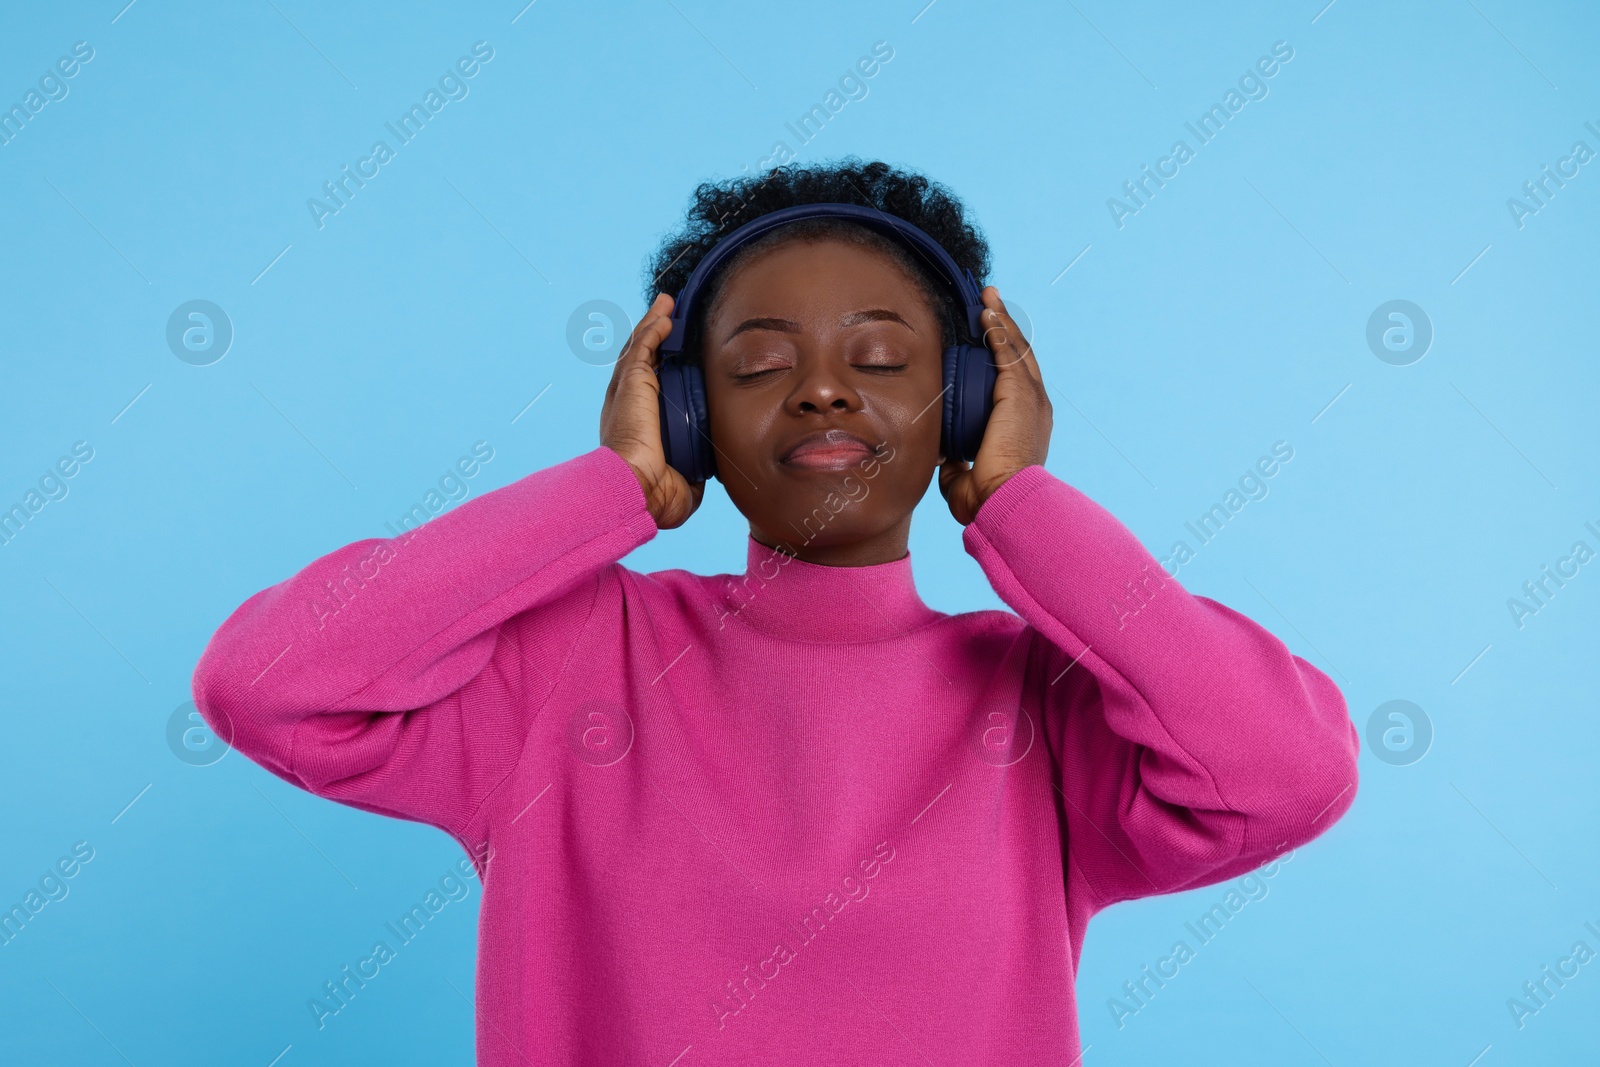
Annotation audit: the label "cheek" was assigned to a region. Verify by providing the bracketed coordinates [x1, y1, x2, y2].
[704, 383, 787, 500]
[873, 368, 945, 454]
[704, 385, 769, 457]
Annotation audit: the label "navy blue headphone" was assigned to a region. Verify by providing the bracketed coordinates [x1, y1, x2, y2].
[654, 202, 997, 483]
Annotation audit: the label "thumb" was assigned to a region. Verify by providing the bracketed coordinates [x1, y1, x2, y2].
[937, 457, 967, 501]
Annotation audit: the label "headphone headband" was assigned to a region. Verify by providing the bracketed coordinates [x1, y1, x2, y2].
[659, 202, 985, 355]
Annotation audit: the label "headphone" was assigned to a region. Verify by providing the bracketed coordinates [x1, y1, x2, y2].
[653, 202, 997, 483]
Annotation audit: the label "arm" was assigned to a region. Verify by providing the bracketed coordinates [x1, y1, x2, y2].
[961, 464, 1359, 912]
[190, 445, 657, 848]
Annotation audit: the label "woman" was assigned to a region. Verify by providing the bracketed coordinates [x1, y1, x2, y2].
[192, 159, 1359, 1064]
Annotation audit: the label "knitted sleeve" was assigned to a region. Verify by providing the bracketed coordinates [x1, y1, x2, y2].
[962, 464, 1359, 912]
[190, 446, 658, 856]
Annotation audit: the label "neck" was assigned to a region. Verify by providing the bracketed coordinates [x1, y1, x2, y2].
[721, 533, 941, 642]
[749, 515, 911, 567]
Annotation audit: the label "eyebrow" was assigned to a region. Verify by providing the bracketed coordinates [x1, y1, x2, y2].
[724, 307, 914, 339]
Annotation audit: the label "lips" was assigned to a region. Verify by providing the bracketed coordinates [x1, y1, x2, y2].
[780, 428, 878, 470]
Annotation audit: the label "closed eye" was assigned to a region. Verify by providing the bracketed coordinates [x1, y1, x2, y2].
[731, 360, 908, 380]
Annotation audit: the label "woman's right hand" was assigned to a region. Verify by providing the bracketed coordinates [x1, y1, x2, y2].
[599, 293, 705, 530]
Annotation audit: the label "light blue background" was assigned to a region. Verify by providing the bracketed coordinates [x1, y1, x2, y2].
[2, 1, 1596, 1063]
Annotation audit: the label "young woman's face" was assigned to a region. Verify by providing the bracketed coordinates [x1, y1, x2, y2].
[700, 236, 947, 555]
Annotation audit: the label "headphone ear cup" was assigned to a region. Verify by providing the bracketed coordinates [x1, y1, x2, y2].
[942, 343, 998, 464]
[940, 344, 960, 464]
[656, 357, 715, 483]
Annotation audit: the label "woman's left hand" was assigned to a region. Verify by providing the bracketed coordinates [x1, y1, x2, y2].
[938, 286, 1053, 526]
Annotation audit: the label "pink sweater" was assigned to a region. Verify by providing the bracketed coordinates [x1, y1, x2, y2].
[192, 444, 1359, 1065]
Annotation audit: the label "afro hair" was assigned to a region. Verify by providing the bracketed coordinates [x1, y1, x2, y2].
[642, 157, 991, 360]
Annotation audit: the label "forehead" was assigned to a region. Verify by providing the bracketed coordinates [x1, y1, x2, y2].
[703, 235, 935, 328]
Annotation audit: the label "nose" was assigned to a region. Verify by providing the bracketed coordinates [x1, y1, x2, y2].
[784, 353, 862, 417]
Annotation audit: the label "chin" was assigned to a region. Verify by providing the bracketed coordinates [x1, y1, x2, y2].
[773, 507, 892, 551]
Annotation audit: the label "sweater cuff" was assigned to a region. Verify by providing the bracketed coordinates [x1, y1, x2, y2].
[592, 444, 659, 545]
[967, 464, 1054, 536]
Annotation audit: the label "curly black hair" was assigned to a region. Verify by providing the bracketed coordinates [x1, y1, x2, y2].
[642, 158, 991, 361]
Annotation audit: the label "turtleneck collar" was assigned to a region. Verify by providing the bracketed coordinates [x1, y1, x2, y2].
[715, 535, 945, 643]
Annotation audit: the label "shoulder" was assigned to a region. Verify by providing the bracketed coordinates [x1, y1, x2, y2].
[942, 606, 1028, 638]
[937, 607, 1035, 664]
[629, 561, 726, 603]
[598, 559, 730, 622]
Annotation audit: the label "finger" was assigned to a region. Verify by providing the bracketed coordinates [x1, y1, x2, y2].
[980, 308, 1025, 377]
[607, 294, 674, 396]
[637, 294, 678, 360]
[980, 288, 1043, 385]
[936, 456, 969, 500]
[978, 293, 1029, 378]
[605, 297, 659, 400]
[981, 287, 1044, 386]
[608, 295, 665, 371]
